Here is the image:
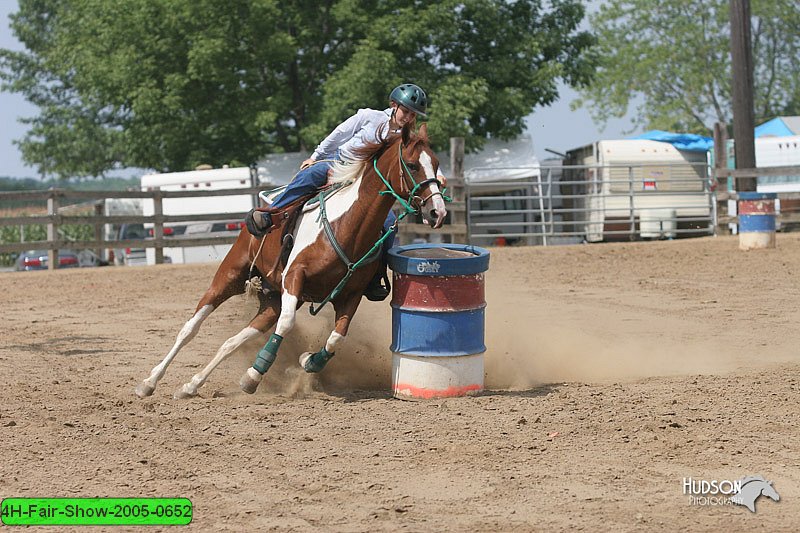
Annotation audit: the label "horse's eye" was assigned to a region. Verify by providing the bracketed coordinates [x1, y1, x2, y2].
[406, 163, 419, 172]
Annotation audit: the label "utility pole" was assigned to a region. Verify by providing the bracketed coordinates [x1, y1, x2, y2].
[729, 0, 756, 192]
[730, 0, 776, 249]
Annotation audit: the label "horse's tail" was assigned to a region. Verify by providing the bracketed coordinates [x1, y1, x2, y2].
[244, 276, 263, 301]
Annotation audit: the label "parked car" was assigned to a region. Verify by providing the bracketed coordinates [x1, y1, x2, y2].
[76, 249, 110, 268]
[112, 223, 148, 266]
[15, 249, 81, 271]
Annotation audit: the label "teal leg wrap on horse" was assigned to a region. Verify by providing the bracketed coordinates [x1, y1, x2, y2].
[304, 348, 335, 373]
[253, 333, 283, 375]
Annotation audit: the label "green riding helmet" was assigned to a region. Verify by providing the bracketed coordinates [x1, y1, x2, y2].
[390, 83, 428, 118]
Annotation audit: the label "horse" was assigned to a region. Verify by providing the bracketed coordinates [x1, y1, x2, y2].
[135, 123, 447, 399]
[730, 476, 780, 513]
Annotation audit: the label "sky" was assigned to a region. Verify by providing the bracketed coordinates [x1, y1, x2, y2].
[0, 0, 638, 179]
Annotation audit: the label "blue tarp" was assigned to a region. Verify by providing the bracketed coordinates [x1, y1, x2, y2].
[630, 130, 713, 152]
[754, 117, 796, 138]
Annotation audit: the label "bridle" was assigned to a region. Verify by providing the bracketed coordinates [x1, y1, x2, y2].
[309, 137, 448, 316]
[373, 141, 446, 216]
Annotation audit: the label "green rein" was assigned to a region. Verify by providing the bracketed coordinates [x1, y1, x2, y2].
[308, 144, 447, 315]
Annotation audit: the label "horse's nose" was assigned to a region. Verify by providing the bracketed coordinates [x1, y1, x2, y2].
[431, 208, 446, 229]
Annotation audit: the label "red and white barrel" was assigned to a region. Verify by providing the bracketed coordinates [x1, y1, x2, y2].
[387, 244, 490, 399]
[738, 192, 776, 250]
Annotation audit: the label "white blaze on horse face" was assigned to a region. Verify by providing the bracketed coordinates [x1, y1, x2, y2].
[419, 152, 447, 229]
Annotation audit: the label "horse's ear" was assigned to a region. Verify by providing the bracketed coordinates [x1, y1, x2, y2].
[401, 122, 412, 146]
[418, 123, 429, 143]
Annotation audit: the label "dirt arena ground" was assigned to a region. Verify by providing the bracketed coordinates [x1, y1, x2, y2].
[1, 234, 799, 531]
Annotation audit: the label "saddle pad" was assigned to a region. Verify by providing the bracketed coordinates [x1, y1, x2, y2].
[301, 180, 354, 214]
[258, 186, 287, 207]
[258, 180, 354, 212]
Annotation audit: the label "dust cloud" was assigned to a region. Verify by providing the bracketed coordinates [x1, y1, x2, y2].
[214, 282, 748, 396]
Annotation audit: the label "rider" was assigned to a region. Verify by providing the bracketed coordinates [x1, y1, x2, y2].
[245, 83, 443, 301]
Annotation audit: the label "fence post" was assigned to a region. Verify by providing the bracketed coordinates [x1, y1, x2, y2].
[47, 188, 60, 270]
[450, 137, 466, 243]
[546, 167, 555, 238]
[94, 201, 104, 262]
[628, 166, 636, 240]
[712, 122, 730, 235]
[153, 190, 164, 264]
[535, 172, 546, 246]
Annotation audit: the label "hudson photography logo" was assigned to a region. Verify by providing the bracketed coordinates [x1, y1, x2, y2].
[683, 476, 780, 512]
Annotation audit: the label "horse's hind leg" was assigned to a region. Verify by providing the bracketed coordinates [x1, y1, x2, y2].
[134, 303, 215, 398]
[135, 237, 253, 398]
[174, 291, 281, 399]
[300, 293, 361, 373]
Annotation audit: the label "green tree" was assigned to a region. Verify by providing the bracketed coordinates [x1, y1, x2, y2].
[575, 0, 800, 135]
[1, 0, 595, 178]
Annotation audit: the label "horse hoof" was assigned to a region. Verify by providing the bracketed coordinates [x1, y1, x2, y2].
[239, 367, 262, 394]
[173, 386, 197, 400]
[299, 352, 314, 372]
[135, 382, 155, 398]
[299, 350, 333, 373]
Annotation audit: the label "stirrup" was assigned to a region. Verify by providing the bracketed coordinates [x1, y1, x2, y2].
[245, 209, 272, 238]
[364, 272, 391, 302]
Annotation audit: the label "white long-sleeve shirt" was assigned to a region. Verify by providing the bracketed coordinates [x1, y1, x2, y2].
[311, 108, 445, 178]
[311, 108, 396, 162]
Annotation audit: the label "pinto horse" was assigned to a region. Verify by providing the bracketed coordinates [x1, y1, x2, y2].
[135, 123, 447, 399]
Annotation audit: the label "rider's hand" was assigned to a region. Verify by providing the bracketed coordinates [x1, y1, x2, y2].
[438, 174, 448, 188]
[300, 158, 315, 170]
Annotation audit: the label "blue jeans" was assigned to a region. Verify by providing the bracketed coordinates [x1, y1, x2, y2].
[272, 160, 397, 254]
[271, 161, 333, 209]
[382, 210, 397, 255]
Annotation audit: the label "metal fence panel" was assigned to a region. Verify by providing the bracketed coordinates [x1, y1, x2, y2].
[466, 163, 715, 246]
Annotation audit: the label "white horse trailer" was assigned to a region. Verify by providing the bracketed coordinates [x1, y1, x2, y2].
[141, 166, 259, 265]
[564, 140, 712, 242]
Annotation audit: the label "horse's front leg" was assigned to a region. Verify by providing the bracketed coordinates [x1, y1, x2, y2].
[239, 273, 304, 394]
[300, 292, 362, 373]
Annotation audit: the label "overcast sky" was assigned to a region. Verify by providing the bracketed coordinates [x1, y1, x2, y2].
[0, 0, 638, 179]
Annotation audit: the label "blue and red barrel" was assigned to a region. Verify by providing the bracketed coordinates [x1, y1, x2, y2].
[387, 243, 490, 399]
[738, 192, 776, 250]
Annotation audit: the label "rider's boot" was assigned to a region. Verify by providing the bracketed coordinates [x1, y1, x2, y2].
[363, 263, 391, 302]
[245, 209, 273, 238]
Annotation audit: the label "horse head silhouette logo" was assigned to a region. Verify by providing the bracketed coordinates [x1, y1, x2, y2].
[730, 476, 780, 513]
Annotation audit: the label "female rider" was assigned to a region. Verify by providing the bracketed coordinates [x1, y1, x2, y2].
[245, 83, 442, 300]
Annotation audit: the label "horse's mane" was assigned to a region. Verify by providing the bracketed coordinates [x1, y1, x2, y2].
[329, 121, 423, 184]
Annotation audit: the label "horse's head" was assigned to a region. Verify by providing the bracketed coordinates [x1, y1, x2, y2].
[761, 481, 780, 502]
[396, 123, 448, 229]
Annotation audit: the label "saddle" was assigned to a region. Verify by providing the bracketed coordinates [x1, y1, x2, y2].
[252, 180, 352, 238]
[253, 181, 352, 277]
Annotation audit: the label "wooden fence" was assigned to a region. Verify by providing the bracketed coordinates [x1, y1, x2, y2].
[712, 166, 800, 231]
[0, 177, 467, 270]
[5, 164, 800, 269]
[1, 138, 469, 270]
